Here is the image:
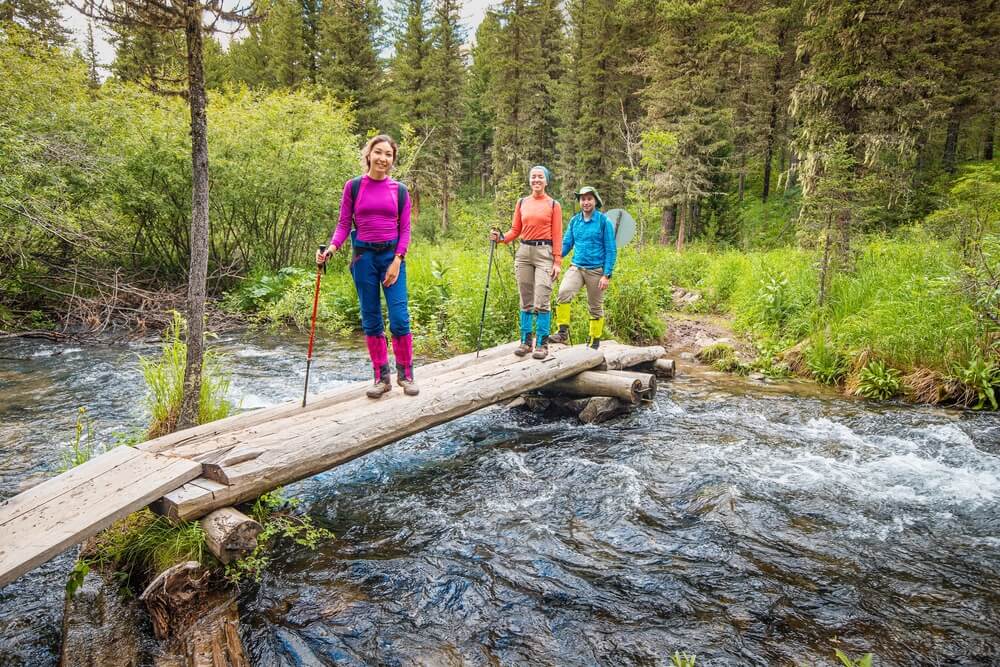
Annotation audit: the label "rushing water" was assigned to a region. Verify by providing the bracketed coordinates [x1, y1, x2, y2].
[1, 332, 999, 666]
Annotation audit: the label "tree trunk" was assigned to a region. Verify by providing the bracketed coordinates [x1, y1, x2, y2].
[943, 110, 961, 174]
[984, 111, 995, 161]
[411, 188, 421, 225]
[785, 151, 798, 192]
[441, 175, 449, 234]
[659, 205, 675, 245]
[818, 212, 833, 306]
[675, 201, 686, 252]
[178, 2, 210, 431]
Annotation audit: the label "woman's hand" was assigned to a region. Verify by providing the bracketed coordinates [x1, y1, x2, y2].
[489, 229, 502, 243]
[550, 263, 561, 280]
[599, 276, 610, 291]
[316, 247, 332, 266]
[383, 256, 402, 287]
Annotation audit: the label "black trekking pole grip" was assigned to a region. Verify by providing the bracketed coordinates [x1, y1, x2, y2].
[318, 244, 328, 273]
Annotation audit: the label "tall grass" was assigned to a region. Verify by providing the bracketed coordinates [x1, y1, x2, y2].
[228, 228, 996, 407]
[140, 311, 234, 438]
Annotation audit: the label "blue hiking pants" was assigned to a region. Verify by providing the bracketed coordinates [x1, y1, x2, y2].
[351, 246, 410, 337]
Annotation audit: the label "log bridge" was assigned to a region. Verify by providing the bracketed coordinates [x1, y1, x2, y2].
[0, 341, 672, 589]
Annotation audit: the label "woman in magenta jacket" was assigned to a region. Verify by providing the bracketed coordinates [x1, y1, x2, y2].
[317, 135, 417, 399]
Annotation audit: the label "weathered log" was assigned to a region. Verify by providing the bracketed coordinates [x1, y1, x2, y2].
[547, 371, 642, 404]
[138, 341, 522, 456]
[200, 508, 262, 565]
[598, 343, 667, 370]
[578, 397, 630, 424]
[653, 358, 675, 378]
[605, 370, 657, 399]
[158, 346, 605, 521]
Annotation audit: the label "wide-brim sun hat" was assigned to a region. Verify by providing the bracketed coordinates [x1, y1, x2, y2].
[574, 186, 603, 209]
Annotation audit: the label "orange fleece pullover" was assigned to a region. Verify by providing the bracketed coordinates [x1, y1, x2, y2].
[502, 194, 563, 265]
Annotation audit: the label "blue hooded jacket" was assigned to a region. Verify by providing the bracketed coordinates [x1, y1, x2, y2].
[561, 209, 617, 277]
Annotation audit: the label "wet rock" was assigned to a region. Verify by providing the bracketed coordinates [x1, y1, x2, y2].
[60, 566, 145, 667]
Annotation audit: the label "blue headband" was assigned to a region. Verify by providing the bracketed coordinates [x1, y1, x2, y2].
[529, 165, 551, 184]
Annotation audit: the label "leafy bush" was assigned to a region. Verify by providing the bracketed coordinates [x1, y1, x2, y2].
[854, 359, 902, 399]
[805, 335, 848, 385]
[950, 354, 1000, 410]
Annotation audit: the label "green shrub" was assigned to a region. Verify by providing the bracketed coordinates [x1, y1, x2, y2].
[855, 359, 902, 399]
[805, 335, 848, 385]
[950, 354, 1000, 410]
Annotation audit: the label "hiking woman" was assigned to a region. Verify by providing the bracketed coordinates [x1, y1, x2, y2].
[489, 165, 563, 359]
[316, 134, 418, 399]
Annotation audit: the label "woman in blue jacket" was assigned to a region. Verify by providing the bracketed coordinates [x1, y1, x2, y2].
[549, 186, 617, 348]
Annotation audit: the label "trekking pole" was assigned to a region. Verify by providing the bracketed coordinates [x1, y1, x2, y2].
[476, 233, 498, 358]
[303, 244, 327, 407]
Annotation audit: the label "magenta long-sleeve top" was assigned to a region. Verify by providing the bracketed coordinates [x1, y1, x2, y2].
[329, 175, 412, 256]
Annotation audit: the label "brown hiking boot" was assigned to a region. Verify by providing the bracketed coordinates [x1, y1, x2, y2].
[396, 363, 420, 396]
[548, 325, 569, 344]
[532, 337, 549, 359]
[514, 333, 534, 357]
[366, 364, 392, 399]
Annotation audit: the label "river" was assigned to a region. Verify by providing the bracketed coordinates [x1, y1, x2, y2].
[1, 332, 999, 666]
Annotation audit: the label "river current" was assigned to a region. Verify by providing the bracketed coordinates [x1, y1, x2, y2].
[1, 332, 998, 666]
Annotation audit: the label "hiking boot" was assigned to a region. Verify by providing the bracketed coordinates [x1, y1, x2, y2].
[366, 364, 392, 399]
[548, 325, 570, 344]
[532, 336, 550, 359]
[396, 363, 420, 396]
[514, 332, 534, 357]
[588, 337, 601, 350]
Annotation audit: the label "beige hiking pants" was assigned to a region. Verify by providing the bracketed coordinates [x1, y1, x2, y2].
[556, 265, 605, 318]
[515, 243, 554, 312]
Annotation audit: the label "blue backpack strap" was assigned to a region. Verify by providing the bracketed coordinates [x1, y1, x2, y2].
[349, 176, 363, 223]
[396, 182, 408, 218]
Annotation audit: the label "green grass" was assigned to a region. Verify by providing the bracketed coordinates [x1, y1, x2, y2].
[229, 229, 997, 408]
[139, 311, 234, 437]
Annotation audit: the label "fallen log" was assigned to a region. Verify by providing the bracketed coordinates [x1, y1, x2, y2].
[200, 508, 262, 565]
[579, 397, 630, 424]
[635, 357, 675, 378]
[546, 370, 642, 404]
[598, 343, 667, 370]
[604, 370, 657, 399]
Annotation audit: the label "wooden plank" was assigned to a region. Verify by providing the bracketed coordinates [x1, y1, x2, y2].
[138, 341, 522, 455]
[151, 478, 228, 523]
[0, 445, 142, 527]
[159, 346, 605, 521]
[168, 345, 534, 464]
[0, 449, 202, 588]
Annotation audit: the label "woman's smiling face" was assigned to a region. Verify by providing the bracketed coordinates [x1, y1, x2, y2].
[368, 141, 394, 177]
[529, 169, 547, 193]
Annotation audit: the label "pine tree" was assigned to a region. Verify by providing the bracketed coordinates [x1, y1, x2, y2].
[488, 0, 564, 183]
[461, 11, 500, 192]
[387, 0, 433, 219]
[317, 0, 385, 133]
[424, 0, 465, 232]
[0, 0, 69, 46]
[556, 0, 657, 203]
[223, 0, 308, 89]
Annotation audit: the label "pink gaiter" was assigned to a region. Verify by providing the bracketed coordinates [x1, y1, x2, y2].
[392, 334, 414, 380]
[365, 335, 390, 380]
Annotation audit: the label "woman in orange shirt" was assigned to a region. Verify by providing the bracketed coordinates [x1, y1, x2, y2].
[490, 165, 563, 359]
